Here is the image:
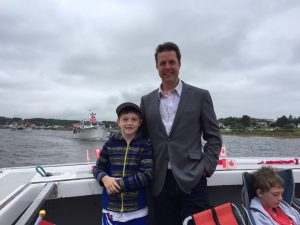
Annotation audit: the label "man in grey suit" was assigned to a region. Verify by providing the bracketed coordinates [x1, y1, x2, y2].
[140, 42, 222, 225]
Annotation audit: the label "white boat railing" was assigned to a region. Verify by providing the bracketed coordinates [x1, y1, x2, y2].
[0, 183, 30, 210]
[15, 182, 57, 225]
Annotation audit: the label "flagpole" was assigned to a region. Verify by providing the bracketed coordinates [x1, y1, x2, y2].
[86, 149, 90, 171]
[34, 210, 46, 225]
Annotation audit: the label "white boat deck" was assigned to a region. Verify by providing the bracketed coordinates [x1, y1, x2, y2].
[0, 170, 35, 204]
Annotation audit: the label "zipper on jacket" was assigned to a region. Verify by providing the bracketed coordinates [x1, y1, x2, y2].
[121, 143, 129, 212]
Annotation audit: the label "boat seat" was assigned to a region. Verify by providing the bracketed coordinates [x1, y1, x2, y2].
[182, 202, 246, 225]
[241, 168, 300, 225]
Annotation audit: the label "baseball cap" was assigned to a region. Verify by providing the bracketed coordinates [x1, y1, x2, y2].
[116, 102, 142, 117]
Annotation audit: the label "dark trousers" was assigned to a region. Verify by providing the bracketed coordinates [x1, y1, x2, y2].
[153, 170, 210, 225]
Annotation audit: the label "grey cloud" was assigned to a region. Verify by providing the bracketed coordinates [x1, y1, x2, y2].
[1, 0, 300, 120]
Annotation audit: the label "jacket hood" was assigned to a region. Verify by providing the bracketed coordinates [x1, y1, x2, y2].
[250, 196, 264, 211]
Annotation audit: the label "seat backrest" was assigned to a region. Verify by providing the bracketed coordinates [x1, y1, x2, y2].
[242, 172, 255, 209]
[241, 206, 256, 225]
[242, 168, 295, 208]
[277, 169, 294, 204]
[192, 209, 216, 225]
[214, 203, 240, 225]
[192, 203, 245, 225]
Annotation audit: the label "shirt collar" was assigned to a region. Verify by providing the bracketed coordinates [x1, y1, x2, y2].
[158, 80, 183, 97]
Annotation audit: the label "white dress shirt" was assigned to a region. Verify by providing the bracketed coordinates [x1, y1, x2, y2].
[159, 80, 183, 169]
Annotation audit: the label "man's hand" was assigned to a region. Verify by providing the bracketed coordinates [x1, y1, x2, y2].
[202, 170, 209, 177]
[102, 176, 121, 195]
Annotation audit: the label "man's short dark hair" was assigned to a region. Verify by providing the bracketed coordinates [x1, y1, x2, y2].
[155, 42, 181, 65]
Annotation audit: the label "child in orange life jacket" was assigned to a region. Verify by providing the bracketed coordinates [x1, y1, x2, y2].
[93, 102, 153, 225]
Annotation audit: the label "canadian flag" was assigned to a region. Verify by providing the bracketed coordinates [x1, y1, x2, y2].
[86, 149, 90, 161]
[227, 159, 237, 168]
[39, 220, 55, 225]
[218, 159, 227, 168]
[94, 147, 102, 159]
[219, 144, 227, 158]
[34, 210, 55, 225]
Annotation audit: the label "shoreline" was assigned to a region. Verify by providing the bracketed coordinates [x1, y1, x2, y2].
[2, 127, 300, 138]
[221, 132, 300, 139]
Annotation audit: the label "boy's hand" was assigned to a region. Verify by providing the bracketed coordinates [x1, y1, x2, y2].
[102, 176, 121, 195]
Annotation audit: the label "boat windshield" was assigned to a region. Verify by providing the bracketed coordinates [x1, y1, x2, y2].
[83, 121, 91, 126]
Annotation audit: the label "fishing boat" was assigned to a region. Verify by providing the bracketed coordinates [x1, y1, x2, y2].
[1, 154, 300, 225]
[72, 112, 110, 140]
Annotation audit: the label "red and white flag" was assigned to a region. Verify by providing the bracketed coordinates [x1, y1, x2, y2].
[219, 144, 227, 158]
[34, 210, 55, 225]
[226, 159, 237, 168]
[39, 220, 55, 225]
[218, 159, 227, 168]
[94, 147, 102, 159]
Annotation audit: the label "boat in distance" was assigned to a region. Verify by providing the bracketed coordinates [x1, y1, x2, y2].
[72, 112, 110, 140]
[9, 120, 33, 131]
[1, 155, 300, 225]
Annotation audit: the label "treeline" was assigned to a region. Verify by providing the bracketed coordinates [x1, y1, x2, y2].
[0, 117, 80, 128]
[0, 116, 22, 125]
[273, 115, 300, 128]
[1, 115, 299, 130]
[29, 118, 80, 127]
[0, 116, 117, 128]
[218, 115, 300, 129]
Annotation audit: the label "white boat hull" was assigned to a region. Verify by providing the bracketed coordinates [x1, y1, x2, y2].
[1, 157, 300, 225]
[10, 126, 32, 131]
[72, 126, 109, 140]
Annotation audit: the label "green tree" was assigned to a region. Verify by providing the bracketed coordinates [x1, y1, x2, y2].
[218, 117, 239, 127]
[240, 115, 251, 127]
[275, 116, 289, 128]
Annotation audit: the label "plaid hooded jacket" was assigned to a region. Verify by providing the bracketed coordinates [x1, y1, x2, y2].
[93, 131, 153, 212]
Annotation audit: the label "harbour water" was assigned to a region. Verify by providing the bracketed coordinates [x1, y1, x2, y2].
[0, 129, 104, 168]
[0, 129, 300, 168]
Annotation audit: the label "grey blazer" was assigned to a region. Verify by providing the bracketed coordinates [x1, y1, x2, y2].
[140, 82, 222, 196]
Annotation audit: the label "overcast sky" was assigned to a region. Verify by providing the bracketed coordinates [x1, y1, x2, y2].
[1, 0, 299, 121]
